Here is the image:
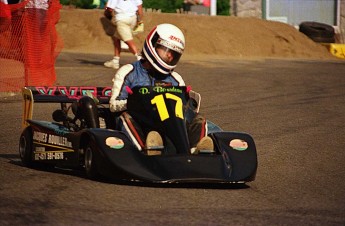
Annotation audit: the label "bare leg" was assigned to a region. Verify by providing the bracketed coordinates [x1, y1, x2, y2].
[104, 36, 121, 69]
[125, 39, 138, 55]
[112, 36, 121, 57]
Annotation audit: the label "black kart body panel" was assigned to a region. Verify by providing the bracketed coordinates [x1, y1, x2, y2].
[21, 86, 258, 184]
[84, 129, 257, 183]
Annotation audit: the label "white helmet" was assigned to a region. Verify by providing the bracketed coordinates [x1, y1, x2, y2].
[142, 24, 185, 74]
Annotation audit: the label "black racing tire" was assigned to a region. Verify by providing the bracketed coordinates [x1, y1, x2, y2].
[299, 21, 335, 43]
[19, 127, 34, 167]
[19, 127, 55, 169]
[84, 138, 100, 179]
[307, 36, 335, 44]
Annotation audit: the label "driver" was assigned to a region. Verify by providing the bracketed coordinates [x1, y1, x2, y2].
[109, 23, 213, 155]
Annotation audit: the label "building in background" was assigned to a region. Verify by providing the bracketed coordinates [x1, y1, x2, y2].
[229, 0, 344, 43]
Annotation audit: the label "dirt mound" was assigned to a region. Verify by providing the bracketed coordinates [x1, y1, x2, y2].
[56, 9, 336, 60]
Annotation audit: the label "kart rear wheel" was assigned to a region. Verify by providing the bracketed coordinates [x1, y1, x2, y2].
[19, 127, 55, 169]
[19, 127, 34, 167]
[84, 139, 100, 179]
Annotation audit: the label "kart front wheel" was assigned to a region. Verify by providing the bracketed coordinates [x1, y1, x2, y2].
[84, 139, 100, 179]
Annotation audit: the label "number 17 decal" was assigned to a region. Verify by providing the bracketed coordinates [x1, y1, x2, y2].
[151, 93, 184, 121]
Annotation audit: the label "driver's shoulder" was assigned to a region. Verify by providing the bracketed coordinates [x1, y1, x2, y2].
[171, 71, 185, 86]
[115, 64, 135, 78]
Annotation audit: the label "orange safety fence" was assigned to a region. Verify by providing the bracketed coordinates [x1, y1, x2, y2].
[0, 0, 63, 92]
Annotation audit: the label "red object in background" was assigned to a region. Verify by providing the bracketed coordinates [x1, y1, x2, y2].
[0, 2, 12, 18]
[0, 0, 63, 92]
[203, 0, 210, 7]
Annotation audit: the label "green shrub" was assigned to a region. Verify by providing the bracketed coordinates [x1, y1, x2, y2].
[143, 0, 183, 13]
[60, 0, 96, 8]
[75, 0, 96, 9]
[217, 0, 230, 15]
[59, 0, 70, 6]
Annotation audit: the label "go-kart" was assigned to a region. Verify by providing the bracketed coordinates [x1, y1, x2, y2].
[19, 86, 257, 184]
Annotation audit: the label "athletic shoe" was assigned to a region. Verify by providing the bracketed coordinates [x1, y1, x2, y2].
[104, 58, 119, 69]
[135, 53, 142, 61]
[145, 131, 164, 155]
[192, 136, 215, 154]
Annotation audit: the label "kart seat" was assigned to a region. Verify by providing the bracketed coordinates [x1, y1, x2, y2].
[78, 96, 100, 128]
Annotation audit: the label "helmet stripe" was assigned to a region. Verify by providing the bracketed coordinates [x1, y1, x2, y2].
[143, 42, 170, 74]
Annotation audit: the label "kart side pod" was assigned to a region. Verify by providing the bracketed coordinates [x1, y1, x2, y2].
[212, 132, 257, 182]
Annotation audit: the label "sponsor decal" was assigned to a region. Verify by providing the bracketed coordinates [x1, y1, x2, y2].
[47, 134, 72, 148]
[168, 35, 185, 48]
[153, 86, 182, 94]
[33, 131, 72, 148]
[34, 151, 64, 160]
[229, 139, 248, 151]
[33, 131, 48, 143]
[32, 86, 112, 101]
[139, 87, 150, 95]
[32, 131, 74, 161]
[138, 86, 183, 95]
[106, 137, 125, 149]
[35, 147, 45, 152]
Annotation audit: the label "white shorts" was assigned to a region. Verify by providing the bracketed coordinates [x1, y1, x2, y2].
[114, 16, 137, 41]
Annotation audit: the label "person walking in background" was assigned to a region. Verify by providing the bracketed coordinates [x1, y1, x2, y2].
[104, 0, 143, 69]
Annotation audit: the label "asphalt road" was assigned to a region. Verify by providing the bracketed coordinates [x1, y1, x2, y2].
[1, 52, 345, 225]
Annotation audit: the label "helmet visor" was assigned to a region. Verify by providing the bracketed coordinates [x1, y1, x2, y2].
[155, 44, 182, 66]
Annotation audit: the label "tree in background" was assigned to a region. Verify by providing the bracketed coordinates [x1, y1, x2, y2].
[143, 0, 183, 13]
[217, 0, 230, 15]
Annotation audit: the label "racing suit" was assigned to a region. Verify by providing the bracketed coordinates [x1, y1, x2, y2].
[109, 60, 208, 152]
